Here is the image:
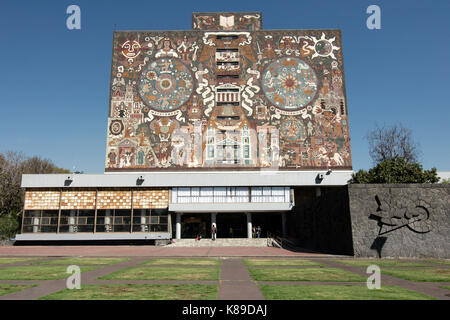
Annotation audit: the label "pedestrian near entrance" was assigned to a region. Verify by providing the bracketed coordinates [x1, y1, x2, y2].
[211, 224, 217, 241]
[229, 227, 233, 238]
[252, 226, 256, 238]
[256, 226, 261, 238]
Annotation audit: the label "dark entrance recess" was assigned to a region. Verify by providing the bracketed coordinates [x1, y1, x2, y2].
[181, 213, 211, 239]
[252, 213, 282, 238]
[217, 213, 247, 238]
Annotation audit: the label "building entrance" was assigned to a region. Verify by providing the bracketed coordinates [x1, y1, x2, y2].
[216, 213, 247, 238]
[180, 213, 211, 239]
[252, 213, 282, 238]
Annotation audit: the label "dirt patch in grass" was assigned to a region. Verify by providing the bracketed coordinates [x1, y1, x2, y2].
[141, 258, 221, 266]
[382, 268, 450, 282]
[249, 267, 365, 282]
[39, 284, 218, 300]
[0, 265, 99, 280]
[99, 267, 220, 281]
[243, 259, 322, 266]
[333, 259, 433, 267]
[259, 284, 435, 300]
[34, 257, 130, 266]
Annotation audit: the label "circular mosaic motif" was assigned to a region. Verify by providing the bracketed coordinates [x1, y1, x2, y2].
[314, 40, 333, 56]
[110, 120, 124, 136]
[138, 58, 193, 112]
[280, 119, 304, 141]
[262, 57, 318, 111]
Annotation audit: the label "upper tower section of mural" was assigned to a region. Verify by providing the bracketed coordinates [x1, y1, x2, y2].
[105, 12, 352, 171]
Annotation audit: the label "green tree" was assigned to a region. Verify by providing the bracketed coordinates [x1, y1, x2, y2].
[0, 151, 70, 238]
[349, 156, 439, 184]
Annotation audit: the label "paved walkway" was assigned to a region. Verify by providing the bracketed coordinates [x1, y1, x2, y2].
[0, 245, 330, 257]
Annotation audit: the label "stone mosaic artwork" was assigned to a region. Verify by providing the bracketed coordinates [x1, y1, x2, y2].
[105, 12, 352, 171]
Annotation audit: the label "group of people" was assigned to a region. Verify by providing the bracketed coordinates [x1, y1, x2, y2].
[252, 226, 262, 238]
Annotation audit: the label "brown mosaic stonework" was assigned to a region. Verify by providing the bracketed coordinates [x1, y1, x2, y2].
[60, 191, 96, 210]
[105, 12, 352, 171]
[97, 190, 132, 209]
[133, 189, 169, 209]
[24, 191, 60, 210]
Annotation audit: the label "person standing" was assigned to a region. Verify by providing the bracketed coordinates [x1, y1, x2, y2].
[211, 224, 217, 241]
[256, 226, 261, 238]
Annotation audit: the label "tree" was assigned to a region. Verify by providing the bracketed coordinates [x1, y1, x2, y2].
[349, 156, 439, 184]
[366, 123, 420, 164]
[0, 151, 70, 238]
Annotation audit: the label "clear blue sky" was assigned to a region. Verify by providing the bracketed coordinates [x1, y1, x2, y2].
[1, 0, 449, 173]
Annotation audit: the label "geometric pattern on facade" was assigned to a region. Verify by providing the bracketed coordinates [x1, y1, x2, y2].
[105, 12, 352, 171]
[24, 189, 169, 210]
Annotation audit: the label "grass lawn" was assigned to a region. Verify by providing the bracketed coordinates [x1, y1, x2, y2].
[34, 257, 130, 266]
[382, 268, 450, 282]
[0, 257, 40, 264]
[0, 265, 99, 280]
[0, 284, 38, 296]
[141, 258, 221, 266]
[39, 284, 218, 300]
[249, 267, 365, 282]
[439, 286, 450, 290]
[243, 259, 322, 266]
[259, 284, 435, 300]
[99, 267, 220, 281]
[333, 259, 433, 267]
[424, 260, 450, 266]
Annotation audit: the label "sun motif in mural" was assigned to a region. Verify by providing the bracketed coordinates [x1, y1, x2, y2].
[138, 58, 194, 112]
[280, 117, 304, 142]
[310, 32, 340, 59]
[262, 57, 318, 111]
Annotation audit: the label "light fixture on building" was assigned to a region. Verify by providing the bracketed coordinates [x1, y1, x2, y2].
[136, 175, 144, 185]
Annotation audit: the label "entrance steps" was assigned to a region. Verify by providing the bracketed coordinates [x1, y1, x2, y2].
[167, 238, 269, 247]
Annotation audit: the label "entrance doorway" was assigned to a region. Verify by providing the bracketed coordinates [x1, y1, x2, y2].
[217, 213, 246, 238]
[180, 213, 211, 239]
[252, 213, 282, 238]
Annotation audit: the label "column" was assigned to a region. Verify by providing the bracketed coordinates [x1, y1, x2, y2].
[69, 210, 76, 233]
[140, 210, 147, 232]
[246, 212, 252, 239]
[281, 212, 287, 238]
[211, 213, 217, 239]
[105, 210, 111, 232]
[315, 186, 321, 197]
[32, 212, 40, 233]
[175, 213, 182, 240]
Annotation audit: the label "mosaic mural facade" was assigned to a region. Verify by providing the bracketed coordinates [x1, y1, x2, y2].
[105, 12, 352, 171]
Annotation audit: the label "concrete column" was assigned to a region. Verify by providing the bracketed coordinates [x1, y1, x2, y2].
[175, 213, 182, 240]
[315, 186, 321, 197]
[281, 212, 287, 237]
[140, 210, 146, 232]
[246, 212, 252, 239]
[69, 210, 76, 233]
[105, 210, 111, 232]
[32, 212, 40, 233]
[211, 213, 217, 239]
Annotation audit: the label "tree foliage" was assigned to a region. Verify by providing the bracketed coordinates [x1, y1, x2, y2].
[366, 123, 420, 164]
[349, 156, 439, 184]
[0, 151, 70, 238]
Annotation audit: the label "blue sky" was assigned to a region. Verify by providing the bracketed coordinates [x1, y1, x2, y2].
[0, 0, 449, 173]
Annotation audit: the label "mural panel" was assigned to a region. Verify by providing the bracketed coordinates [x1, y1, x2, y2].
[105, 12, 352, 171]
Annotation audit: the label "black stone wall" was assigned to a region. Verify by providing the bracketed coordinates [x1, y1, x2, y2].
[348, 184, 450, 258]
[290, 184, 450, 258]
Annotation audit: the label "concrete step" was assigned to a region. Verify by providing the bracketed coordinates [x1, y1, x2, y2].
[166, 238, 269, 247]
